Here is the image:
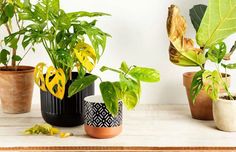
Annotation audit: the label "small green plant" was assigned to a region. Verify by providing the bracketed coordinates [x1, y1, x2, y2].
[8, 0, 110, 99]
[99, 61, 160, 116]
[167, 1, 236, 102]
[0, 0, 30, 69]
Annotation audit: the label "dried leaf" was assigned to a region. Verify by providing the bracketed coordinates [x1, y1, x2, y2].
[24, 124, 60, 136]
[60, 132, 73, 138]
[167, 5, 205, 67]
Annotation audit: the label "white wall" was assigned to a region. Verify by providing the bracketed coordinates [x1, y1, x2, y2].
[3, 0, 236, 104]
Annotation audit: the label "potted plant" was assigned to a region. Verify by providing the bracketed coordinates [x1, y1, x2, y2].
[0, 0, 35, 113]
[84, 61, 160, 138]
[13, 0, 110, 126]
[166, 1, 236, 120]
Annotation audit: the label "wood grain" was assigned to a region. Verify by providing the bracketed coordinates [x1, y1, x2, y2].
[0, 104, 236, 151]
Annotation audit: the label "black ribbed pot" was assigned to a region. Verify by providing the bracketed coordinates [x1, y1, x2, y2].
[40, 73, 94, 127]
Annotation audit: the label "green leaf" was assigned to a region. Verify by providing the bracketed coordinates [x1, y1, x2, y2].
[0, 12, 8, 26]
[206, 42, 226, 63]
[129, 67, 160, 82]
[4, 4, 14, 18]
[68, 11, 110, 19]
[190, 70, 204, 103]
[197, 0, 236, 48]
[123, 91, 138, 110]
[202, 70, 221, 101]
[120, 74, 141, 97]
[9, 37, 18, 49]
[68, 75, 98, 98]
[0, 49, 10, 65]
[189, 4, 207, 32]
[112, 82, 123, 100]
[221, 63, 236, 69]
[12, 55, 22, 61]
[120, 61, 129, 73]
[100, 81, 118, 116]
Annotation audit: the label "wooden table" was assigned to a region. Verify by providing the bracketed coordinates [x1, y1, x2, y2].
[0, 104, 236, 151]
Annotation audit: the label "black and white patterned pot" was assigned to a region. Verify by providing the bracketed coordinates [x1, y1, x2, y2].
[84, 95, 123, 138]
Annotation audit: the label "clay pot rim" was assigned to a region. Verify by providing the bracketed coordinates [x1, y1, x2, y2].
[217, 93, 236, 103]
[85, 95, 122, 104]
[183, 71, 231, 78]
[0, 66, 34, 74]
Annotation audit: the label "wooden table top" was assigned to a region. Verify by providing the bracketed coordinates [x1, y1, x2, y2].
[0, 104, 236, 151]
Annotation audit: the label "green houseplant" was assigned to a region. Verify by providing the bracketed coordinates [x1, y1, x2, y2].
[0, 0, 35, 114]
[10, 0, 110, 126]
[166, 0, 236, 120]
[84, 61, 160, 138]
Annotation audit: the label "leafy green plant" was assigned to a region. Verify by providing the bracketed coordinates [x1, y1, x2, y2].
[0, 0, 30, 68]
[9, 0, 110, 99]
[99, 61, 160, 116]
[167, 0, 236, 102]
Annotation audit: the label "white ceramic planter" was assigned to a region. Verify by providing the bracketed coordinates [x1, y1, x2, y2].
[213, 93, 236, 132]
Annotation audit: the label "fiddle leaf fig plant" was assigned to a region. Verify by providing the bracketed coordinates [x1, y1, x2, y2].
[10, 0, 110, 99]
[99, 61, 160, 116]
[167, 0, 236, 103]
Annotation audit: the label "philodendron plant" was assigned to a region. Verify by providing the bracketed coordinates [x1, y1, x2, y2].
[9, 0, 110, 99]
[0, 0, 32, 69]
[167, 0, 236, 102]
[99, 61, 160, 116]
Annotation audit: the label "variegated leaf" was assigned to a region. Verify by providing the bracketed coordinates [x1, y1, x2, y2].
[34, 63, 47, 91]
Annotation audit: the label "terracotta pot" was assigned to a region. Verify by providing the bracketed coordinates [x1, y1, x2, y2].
[41, 73, 94, 127]
[84, 95, 122, 139]
[213, 93, 236, 132]
[183, 72, 230, 120]
[0, 66, 34, 114]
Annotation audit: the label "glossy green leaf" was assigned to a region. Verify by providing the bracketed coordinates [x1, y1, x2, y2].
[129, 67, 160, 82]
[120, 74, 141, 97]
[120, 61, 129, 73]
[12, 55, 22, 61]
[221, 63, 236, 69]
[4, 4, 14, 18]
[68, 11, 110, 19]
[197, 0, 236, 48]
[100, 81, 118, 116]
[190, 70, 204, 103]
[123, 91, 138, 110]
[112, 82, 123, 100]
[68, 75, 98, 98]
[0, 12, 8, 26]
[206, 42, 226, 63]
[0, 49, 10, 65]
[189, 4, 207, 32]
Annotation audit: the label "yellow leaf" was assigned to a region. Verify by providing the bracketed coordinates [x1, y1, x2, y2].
[45, 66, 66, 100]
[34, 63, 47, 91]
[74, 42, 96, 72]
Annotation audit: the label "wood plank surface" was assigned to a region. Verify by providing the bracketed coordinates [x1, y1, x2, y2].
[0, 104, 236, 151]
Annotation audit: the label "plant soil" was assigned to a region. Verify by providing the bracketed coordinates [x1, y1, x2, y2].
[220, 96, 236, 100]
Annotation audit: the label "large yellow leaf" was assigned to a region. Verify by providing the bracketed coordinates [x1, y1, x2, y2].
[45, 66, 66, 100]
[74, 42, 96, 72]
[167, 5, 205, 67]
[34, 63, 47, 91]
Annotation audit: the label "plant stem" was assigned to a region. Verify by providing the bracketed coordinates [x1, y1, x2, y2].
[17, 45, 33, 66]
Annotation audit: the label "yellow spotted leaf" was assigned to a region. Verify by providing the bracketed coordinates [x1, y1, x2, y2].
[167, 5, 205, 67]
[45, 66, 66, 100]
[74, 42, 96, 72]
[34, 63, 47, 91]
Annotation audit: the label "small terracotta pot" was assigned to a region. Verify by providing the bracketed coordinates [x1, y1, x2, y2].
[0, 66, 34, 114]
[183, 72, 230, 120]
[213, 93, 236, 132]
[84, 95, 122, 139]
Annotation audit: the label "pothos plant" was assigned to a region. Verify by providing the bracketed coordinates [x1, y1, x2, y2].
[7, 0, 110, 99]
[167, 0, 236, 102]
[99, 61, 160, 116]
[0, 0, 30, 69]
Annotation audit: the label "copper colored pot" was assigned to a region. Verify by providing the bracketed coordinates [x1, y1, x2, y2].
[84, 95, 122, 139]
[183, 72, 230, 120]
[0, 66, 34, 114]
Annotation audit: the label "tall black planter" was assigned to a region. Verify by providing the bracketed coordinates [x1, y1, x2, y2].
[40, 73, 94, 127]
